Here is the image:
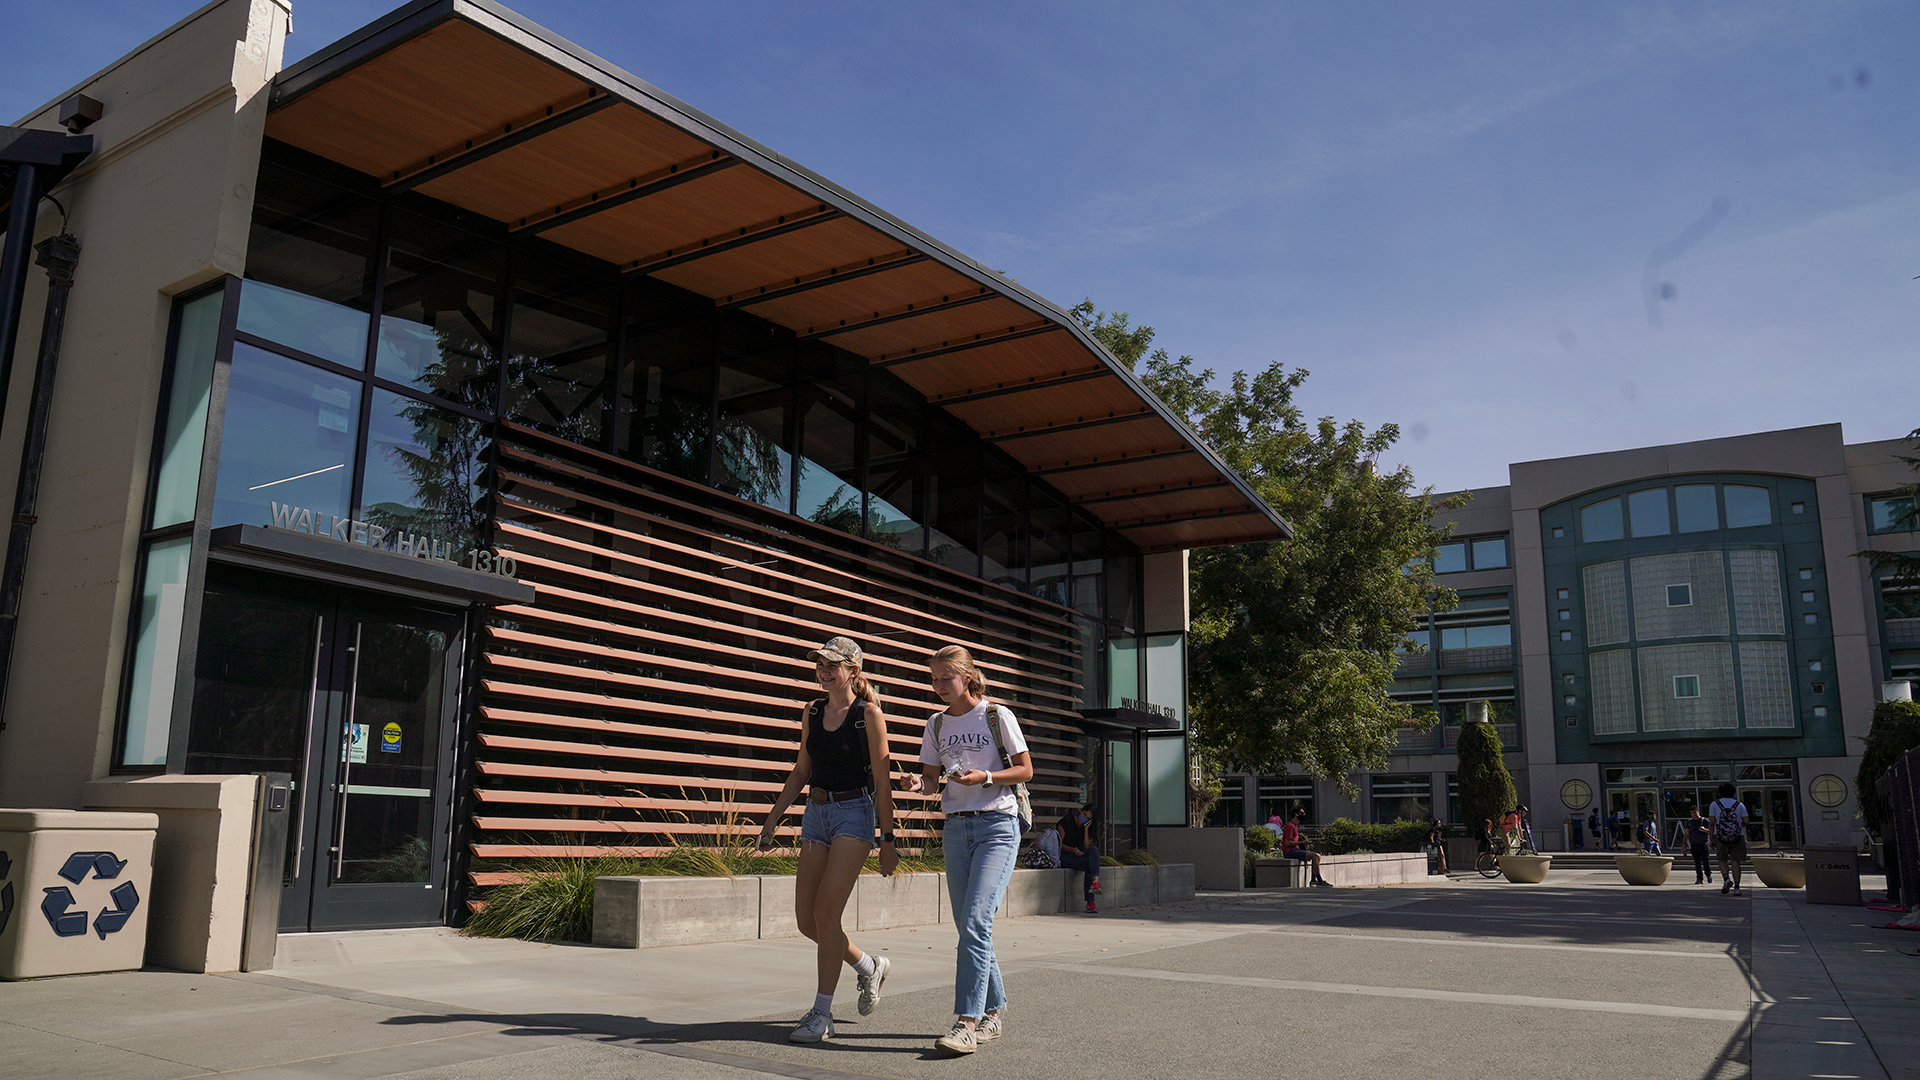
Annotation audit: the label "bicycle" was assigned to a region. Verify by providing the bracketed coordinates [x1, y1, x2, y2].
[1475, 834, 1538, 877]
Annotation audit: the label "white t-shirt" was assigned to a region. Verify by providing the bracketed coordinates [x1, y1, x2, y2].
[1706, 797, 1749, 838]
[919, 699, 1028, 816]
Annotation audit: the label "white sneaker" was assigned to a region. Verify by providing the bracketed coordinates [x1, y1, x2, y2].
[977, 1012, 1002, 1042]
[790, 1007, 834, 1043]
[856, 954, 891, 1016]
[935, 1019, 977, 1054]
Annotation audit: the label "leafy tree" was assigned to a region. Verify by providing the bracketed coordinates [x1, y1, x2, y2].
[1856, 698, 1920, 835]
[1071, 302, 1459, 791]
[1455, 712, 1517, 837]
[1854, 426, 1920, 584]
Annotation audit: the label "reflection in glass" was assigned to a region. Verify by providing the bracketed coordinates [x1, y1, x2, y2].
[121, 538, 193, 766]
[242, 158, 377, 366]
[212, 345, 360, 530]
[928, 461, 981, 577]
[184, 578, 319, 776]
[1470, 537, 1507, 569]
[152, 290, 224, 528]
[1030, 497, 1071, 605]
[1676, 484, 1718, 532]
[334, 620, 447, 883]
[1723, 485, 1771, 529]
[506, 254, 615, 448]
[375, 209, 502, 407]
[713, 346, 791, 511]
[1441, 623, 1512, 649]
[621, 302, 713, 484]
[1433, 542, 1466, 573]
[1581, 498, 1624, 541]
[796, 374, 862, 534]
[981, 471, 1027, 589]
[867, 409, 924, 555]
[362, 389, 488, 556]
[1869, 496, 1915, 534]
[1628, 489, 1669, 537]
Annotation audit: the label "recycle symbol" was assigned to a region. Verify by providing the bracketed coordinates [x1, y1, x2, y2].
[39, 851, 139, 940]
[0, 849, 12, 936]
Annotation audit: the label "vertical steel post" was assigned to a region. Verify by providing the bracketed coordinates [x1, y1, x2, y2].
[0, 162, 43, 431]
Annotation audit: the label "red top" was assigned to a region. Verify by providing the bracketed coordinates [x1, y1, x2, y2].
[1282, 819, 1305, 853]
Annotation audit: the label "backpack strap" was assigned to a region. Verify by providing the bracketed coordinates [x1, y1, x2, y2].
[982, 700, 1014, 768]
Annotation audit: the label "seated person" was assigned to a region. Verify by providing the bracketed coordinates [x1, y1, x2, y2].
[1282, 807, 1332, 887]
[1058, 803, 1102, 913]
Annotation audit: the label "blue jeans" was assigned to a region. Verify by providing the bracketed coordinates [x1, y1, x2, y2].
[1059, 845, 1101, 902]
[943, 812, 1020, 1018]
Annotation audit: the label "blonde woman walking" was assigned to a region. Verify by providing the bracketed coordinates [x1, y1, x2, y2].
[919, 645, 1033, 1055]
[756, 637, 899, 1043]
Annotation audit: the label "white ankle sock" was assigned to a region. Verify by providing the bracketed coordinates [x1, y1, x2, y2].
[852, 953, 877, 977]
[814, 991, 834, 1014]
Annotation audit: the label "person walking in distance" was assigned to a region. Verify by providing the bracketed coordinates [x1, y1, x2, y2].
[1685, 807, 1713, 884]
[1283, 806, 1332, 886]
[1588, 808, 1602, 852]
[756, 637, 899, 1043]
[1058, 803, 1101, 913]
[1705, 783, 1751, 895]
[920, 645, 1033, 1056]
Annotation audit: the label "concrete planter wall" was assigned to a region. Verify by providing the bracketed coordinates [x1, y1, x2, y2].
[593, 863, 1195, 949]
[1498, 855, 1552, 883]
[1615, 854, 1673, 886]
[1252, 851, 1428, 888]
[1750, 855, 1806, 890]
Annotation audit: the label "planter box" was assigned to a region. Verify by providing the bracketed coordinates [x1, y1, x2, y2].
[594, 864, 1194, 949]
[1146, 827, 1245, 891]
[1750, 855, 1806, 890]
[1498, 855, 1552, 883]
[1251, 852, 1427, 888]
[1615, 855, 1673, 886]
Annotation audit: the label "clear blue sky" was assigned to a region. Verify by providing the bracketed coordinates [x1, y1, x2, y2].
[9, 1, 1917, 494]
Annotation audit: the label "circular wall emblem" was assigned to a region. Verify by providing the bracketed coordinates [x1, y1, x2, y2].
[1809, 774, 1847, 808]
[1560, 778, 1592, 810]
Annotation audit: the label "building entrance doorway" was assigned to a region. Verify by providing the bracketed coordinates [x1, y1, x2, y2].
[1738, 785, 1799, 850]
[185, 565, 465, 931]
[1605, 787, 1659, 850]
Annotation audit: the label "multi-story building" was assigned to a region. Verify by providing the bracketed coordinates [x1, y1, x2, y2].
[0, 0, 1284, 939]
[1216, 423, 1916, 851]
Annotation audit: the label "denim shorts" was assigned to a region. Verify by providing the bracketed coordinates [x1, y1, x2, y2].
[800, 794, 876, 848]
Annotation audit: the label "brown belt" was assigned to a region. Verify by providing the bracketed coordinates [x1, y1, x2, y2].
[809, 787, 870, 805]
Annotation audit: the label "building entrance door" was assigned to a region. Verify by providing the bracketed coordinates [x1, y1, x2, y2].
[1606, 787, 1659, 850]
[185, 565, 465, 931]
[1738, 785, 1799, 850]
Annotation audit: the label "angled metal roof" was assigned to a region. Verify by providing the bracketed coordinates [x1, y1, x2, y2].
[268, 0, 1291, 551]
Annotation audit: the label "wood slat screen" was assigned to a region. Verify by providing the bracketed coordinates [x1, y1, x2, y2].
[470, 425, 1090, 864]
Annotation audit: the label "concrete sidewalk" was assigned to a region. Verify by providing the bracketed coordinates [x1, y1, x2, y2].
[2, 870, 1915, 1079]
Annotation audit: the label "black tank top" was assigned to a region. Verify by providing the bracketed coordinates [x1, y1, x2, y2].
[806, 698, 870, 793]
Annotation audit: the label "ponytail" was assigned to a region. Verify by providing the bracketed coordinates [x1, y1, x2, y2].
[850, 669, 881, 710]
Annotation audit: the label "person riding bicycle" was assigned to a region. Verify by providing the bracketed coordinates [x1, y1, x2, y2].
[1500, 807, 1524, 854]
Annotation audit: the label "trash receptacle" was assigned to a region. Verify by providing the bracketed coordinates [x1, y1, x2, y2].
[1803, 844, 1862, 906]
[0, 809, 158, 979]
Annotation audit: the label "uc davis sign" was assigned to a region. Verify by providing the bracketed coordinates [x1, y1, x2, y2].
[0, 810, 157, 980]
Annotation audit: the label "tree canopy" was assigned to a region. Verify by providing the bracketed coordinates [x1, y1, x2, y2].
[1071, 302, 1459, 790]
[1455, 713, 1517, 835]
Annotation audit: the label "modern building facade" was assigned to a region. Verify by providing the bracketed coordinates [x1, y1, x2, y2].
[1215, 423, 1916, 852]
[0, 0, 1285, 937]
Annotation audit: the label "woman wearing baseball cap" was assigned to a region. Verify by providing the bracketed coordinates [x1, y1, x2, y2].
[756, 636, 900, 1044]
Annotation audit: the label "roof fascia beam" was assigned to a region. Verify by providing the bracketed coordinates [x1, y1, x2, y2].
[513, 152, 738, 235]
[1109, 507, 1269, 530]
[1073, 480, 1233, 507]
[1030, 447, 1196, 477]
[800, 287, 996, 340]
[717, 249, 928, 310]
[982, 408, 1155, 443]
[384, 89, 617, 192]
[872, 321, 1061, 368]
[927, 365, 1108, 407]
[621, 204, 843, 275]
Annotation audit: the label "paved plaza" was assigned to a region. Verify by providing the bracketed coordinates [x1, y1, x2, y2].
[1, 869, 1914, 1080]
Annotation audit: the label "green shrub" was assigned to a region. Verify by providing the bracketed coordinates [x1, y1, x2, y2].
[1313, 818, 1428, 855]
[463, 854, 645, 942]
[1456, 711, 1517, 833]
[1116, 847, 1163, 866]
[1857, 699, 1920, 834]
[1243, 824, 1277, 854]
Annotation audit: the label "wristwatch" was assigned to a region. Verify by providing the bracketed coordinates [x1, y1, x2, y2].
[880, 832, 895, 845]
[981, 772, 994, 788]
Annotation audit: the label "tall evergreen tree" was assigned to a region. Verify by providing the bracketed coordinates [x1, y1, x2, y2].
[1455, 711, 1517, 838]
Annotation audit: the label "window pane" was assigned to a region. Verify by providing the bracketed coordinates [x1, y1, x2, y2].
[1470, 537, 1507, 569]
[241, 159, 377, 367]
[212, 345, 360, 530]
[927, 445, 980, 577]
[794, 364, 862, 534]
[1465, 623, 1512, 648]
[375, 209, 503, 408]
[152, 291, 224, 528]
[620, 295, 711, 485]
[1030, 497, 1071, 606]
[1581, 498, 1623, 541]
[1870, 496, 1916, 534]
[1724, 485, 1771, 528]
[1628, 489, 1669, 536]
[712, 342, 791, 512]
[121, 538, 193, 766]
[505, 254, 615, 449]
[361, 389, 489, 557]
[867, 406, 924, 556]
[1676, 484, 1718, 532]
[980, 469, 1027, 590]
[1434, 543, 1467, 573]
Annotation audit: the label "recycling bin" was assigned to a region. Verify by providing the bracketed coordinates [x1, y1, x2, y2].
[1803, 843, 1862, 907]
[0, 809, 158, 979]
